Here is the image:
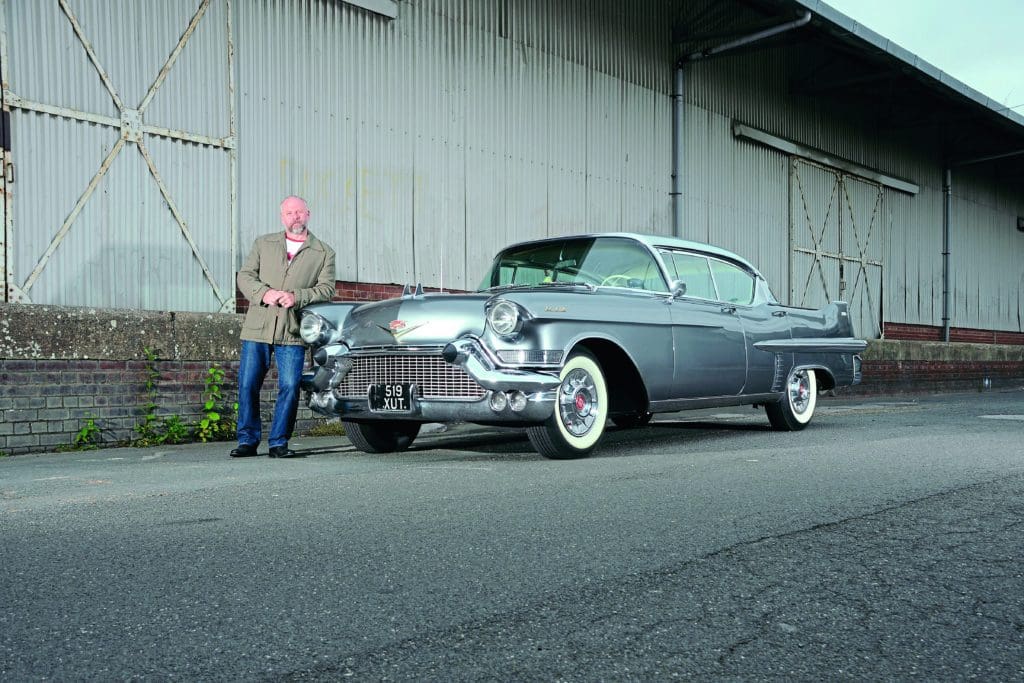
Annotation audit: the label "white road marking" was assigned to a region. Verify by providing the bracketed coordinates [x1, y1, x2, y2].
[979, 415, 1024, 421]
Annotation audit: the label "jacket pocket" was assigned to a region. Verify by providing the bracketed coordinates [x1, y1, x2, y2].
[242, 311, 266, 332]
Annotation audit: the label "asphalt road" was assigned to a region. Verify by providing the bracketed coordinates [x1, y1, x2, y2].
[2, 390, 1023, 681]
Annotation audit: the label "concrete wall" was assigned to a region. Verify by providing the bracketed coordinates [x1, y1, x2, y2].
[0, 303, 292, 455]
[3, 302, 1022, 456]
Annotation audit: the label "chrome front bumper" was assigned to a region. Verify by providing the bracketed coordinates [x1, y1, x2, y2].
[301, 338, 560, 423]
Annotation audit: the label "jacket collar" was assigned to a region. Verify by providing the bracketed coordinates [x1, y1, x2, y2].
[270, 230, 325, 253]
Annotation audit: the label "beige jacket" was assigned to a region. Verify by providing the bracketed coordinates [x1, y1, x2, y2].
[237, 231, 337, 345]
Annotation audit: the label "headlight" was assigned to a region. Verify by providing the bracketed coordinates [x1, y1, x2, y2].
[486, 300, 523, 338]
[300, 312, 334, 345]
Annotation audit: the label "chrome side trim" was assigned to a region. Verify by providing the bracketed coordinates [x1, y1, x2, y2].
[754, 337, 868, 354]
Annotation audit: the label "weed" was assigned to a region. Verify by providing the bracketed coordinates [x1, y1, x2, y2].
[133, 347, 187, 447]
[72, 415, 103, 450]
[194, 365, 237, 442]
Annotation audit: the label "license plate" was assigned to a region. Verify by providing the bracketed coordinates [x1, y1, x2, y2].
[368, 383, 414, 413]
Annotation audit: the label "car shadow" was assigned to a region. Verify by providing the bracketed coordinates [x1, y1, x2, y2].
[406, 419, 771, 459]
[289, 417, 774, 461]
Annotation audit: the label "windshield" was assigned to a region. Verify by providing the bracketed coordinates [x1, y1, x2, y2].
[480, 237, 669, 292]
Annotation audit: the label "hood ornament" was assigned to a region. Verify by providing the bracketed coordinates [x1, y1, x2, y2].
[375, 319, 426, 341]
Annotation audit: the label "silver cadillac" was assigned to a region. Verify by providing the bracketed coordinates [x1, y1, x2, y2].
[299, 233, 867, 458]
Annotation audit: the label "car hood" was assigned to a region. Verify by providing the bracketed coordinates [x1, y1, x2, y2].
[341, 293, 493, 347]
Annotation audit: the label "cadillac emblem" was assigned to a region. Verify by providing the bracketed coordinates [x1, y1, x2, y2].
[375, 319, 425, 341]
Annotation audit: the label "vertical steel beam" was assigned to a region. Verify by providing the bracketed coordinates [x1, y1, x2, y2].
[0, 0, 10, 302]
[226, 0, 238, 313]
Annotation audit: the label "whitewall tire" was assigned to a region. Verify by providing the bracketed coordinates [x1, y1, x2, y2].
[526, 350, 608, 459]
[766, 368, 817, 431]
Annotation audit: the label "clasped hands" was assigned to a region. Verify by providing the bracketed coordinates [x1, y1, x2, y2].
[262, 288, 297, 308]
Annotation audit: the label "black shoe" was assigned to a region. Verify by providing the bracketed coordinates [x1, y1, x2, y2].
[268, 445, 299, 458]
[229, 444, 259, 458]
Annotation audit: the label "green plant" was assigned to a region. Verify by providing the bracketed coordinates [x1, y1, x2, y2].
[194, 364, 237, 442]
[133, 347, 187, 447]
[162, 414, 191, 444]
[72, 415, 103, 450]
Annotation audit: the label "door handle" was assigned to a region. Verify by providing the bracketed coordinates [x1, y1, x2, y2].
[772, 310, 787, 317]
[721, 305, 736, 314]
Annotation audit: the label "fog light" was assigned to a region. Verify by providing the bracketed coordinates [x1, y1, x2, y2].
[488, 391, 508, 412]
[508, 391, 528, 412]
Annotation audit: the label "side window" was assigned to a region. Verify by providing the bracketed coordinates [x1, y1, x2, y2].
[581, 239, 668, 292]
[709, 259, 755, 305]
[665, 252, 716, 300]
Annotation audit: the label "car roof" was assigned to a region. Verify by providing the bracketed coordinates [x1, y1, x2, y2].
[503, 232, 764, 278]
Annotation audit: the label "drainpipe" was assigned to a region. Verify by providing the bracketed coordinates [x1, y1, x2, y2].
[671, 67, 684, 237]
[671, 11, 812, 237]
[942, 168, 951, 342]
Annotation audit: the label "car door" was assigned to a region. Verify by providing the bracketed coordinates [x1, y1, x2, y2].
[707, 258, 784, 394]
[662, 251, 747, 397]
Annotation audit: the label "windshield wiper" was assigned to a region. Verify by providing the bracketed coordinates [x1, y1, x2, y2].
[485, 282, 596, 293]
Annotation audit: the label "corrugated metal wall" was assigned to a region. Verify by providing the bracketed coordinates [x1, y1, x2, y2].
[236, 0, 675, 292]
[677, 23, 1023, 335]
[3, 0, 234, 312]
[947, 168, 1024, 330]
[4, 0, 1022, 335]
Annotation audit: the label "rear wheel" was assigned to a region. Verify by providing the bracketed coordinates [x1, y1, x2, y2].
[766, 368, 817, 431]
[527, 350, 608, 459]
[342, 420, 421, 453]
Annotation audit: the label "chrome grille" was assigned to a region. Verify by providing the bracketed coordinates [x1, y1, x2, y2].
[337, 353, 486, 399]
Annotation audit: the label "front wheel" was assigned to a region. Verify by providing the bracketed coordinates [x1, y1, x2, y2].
[342, 420, 421, 453]
[526, 350, 608, 459]
[766, 368, 817, 431]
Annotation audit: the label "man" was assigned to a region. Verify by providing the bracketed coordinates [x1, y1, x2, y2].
[231, 195, 336, 458]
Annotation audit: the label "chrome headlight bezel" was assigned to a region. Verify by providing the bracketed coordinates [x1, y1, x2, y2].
[486, 299, 525, 339]
[300, 312, 336, 346]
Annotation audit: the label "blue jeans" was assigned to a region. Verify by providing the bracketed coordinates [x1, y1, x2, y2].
[236, 341, 307, 448]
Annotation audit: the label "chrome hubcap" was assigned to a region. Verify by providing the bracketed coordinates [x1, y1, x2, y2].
[559, 368, 598, 437]
[788, 370, 811, 415]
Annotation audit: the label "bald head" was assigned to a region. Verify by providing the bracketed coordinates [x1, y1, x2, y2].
[280, 196, 310, 235]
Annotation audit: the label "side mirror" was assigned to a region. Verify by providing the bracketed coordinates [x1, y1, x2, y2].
[670, 280, 687, 299]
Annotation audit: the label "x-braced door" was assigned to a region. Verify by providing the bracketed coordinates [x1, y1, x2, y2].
[790, 158, 884, 339]
[1, 0, 236, 312]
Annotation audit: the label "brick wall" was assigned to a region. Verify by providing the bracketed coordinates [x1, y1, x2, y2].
[884, 322, 1024, 345]
[0, 358, 252, 453]
[853, 359, 1024, 395]
[0, 304, 303, 456]
[3, 300, 1024, 456]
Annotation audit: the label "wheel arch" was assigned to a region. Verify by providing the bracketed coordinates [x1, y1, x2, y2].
[796, 364, 836, 391]
[568, 338, 649, 417]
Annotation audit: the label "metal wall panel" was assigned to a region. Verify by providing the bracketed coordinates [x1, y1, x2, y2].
[236, 0, 674, 293]
[7, 0, 1019, 331]
[948, 168, 1024, 331]
[680, 106, 789, 290]
[4, 0, 234, 312]
[680, 31, 1022, 334]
